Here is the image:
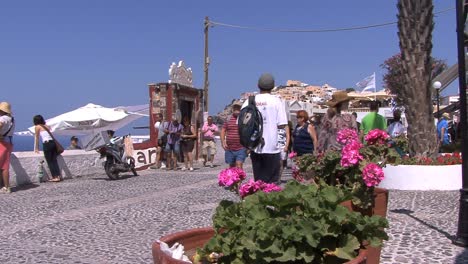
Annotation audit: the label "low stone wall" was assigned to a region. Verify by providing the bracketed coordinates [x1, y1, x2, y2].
[9, 150, 103, 187]
[379, 164, 462, 190]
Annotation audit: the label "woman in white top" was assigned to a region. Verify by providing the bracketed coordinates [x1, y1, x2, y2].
[33, 115, 62, 182]
[0, 102, 15, 193]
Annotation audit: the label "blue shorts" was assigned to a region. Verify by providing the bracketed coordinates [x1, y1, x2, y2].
[225, 149, 247, 165]
[165, 143, 180, 153]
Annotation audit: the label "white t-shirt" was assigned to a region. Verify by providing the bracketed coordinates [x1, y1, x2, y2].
[242, 93, 288, 154]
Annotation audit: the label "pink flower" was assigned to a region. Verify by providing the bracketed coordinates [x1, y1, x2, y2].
[218, 167, 246, 187]
[262, 183, 282, 193]
[362, 163, 385, 187]
[292, 167, 304, 182]
[288, 151, 297, 159]
[340, 141, 364, 167]
[239, 179, 264, 198]
[337, 128, 359, 145]
[365, 129, 390, 145]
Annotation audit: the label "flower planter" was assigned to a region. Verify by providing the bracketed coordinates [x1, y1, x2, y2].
[152, 227, 369, 264]
[341, 187, 389, 264]
[379, 164, 461, 190]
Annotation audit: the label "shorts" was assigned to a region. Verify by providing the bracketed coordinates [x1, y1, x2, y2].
[225, 149, 247, 165]
[0, 141, 13, 170]
[280, 150, 288, 161]
[180, 139, 195, 153]
[202, 140, 216, 156]
[165, 142, 180, 153]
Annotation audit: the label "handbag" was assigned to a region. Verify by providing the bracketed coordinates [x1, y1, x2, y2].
[41, 125, 65, 155]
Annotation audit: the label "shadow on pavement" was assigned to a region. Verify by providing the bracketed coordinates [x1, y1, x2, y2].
[390, 208, 455, 240]
[89, 174, 137, 181]
[455, 249, 468, 263]
[11, 183, 40, 192]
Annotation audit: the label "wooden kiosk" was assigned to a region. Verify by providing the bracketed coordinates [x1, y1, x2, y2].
[132, 61, 203, 170]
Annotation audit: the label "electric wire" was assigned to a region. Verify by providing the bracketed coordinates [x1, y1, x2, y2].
[209, 7, 455, 33]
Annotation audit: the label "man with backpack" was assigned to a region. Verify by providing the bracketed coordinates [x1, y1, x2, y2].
[240, 73, 288, 183]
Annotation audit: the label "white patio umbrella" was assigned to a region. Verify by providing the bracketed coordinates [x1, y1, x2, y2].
[18, 103, 149, 136]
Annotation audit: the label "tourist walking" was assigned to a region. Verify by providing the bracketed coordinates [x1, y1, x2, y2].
[201, 116, 218, 168]
[151, 113, 167, 169]
[0, 102, 14, 193]
[277, 122, 290, 183]
[352, 112, 361, 132]
[164, 117, 183, 170]
[220, 104, 247, 169]
[360, 101, 387, 141]
[317, 91, 357, 152]
[292, 110, 317, 156]
[437, 113, 451, 146]
[33, 115, 62, 182]
[242, 73, 288, 183]
[180, 117, 196, 171]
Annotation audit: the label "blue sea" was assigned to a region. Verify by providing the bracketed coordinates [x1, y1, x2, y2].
[11, 135, 72, 152]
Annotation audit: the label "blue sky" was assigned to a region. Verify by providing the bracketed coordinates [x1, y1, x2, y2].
[0, 0, 459, 132]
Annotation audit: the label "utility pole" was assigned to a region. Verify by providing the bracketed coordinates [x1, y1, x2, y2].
[203, 16, 210, 114]
[454, 0, 468, 247]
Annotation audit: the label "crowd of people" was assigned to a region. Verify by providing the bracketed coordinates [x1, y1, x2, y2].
[0, 74, 459, 194]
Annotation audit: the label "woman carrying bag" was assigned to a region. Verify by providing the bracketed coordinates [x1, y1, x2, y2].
[0, 102, 15, 193]
[33, 115, 63, 182]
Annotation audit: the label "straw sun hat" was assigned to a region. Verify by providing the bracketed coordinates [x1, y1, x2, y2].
[0, 102, 12, 114]
[326, 91, 350, 107]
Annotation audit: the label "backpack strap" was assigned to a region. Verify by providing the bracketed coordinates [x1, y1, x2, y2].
[248, 95, 255, 106]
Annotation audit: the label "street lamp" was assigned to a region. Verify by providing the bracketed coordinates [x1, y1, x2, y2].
[433, 81, 442, 119]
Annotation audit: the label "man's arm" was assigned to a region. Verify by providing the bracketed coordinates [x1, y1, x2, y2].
[220, 127, 227, 150]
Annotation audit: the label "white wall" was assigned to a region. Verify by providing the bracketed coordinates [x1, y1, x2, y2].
[9, 150, 103, 187]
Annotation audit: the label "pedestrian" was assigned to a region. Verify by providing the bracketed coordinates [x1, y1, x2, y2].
[360, 101, 387, 141]
[0, 102, 14, 193]
[242, 73, 288, 183]
[164, 117, 183, 170]
[67, 136, 82, 150]
[180, 116, 196, 171]
[387, 110, 405, 138]
[220, 104, 247, 169]
[201, 116, 218, 168]
[437, 113, 451, 146]
[150, 113, 167, 169]
[277, 121, 290, 183]
[292, 110, 318, 156]
[352, 112, 361, 132]
[33, 114, 62, 182]
[317, 91, 357, 152]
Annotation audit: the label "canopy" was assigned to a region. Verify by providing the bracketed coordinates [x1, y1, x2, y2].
[17, 103, 149, 136]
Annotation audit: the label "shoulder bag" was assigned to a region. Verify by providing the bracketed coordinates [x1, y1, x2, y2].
[41, 125, 65, 155]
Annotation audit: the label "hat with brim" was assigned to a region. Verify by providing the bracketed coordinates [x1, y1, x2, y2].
[0, 102, 12, 114]
[326, 91, 350, 107]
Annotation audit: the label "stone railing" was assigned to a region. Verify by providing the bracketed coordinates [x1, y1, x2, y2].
[9, 150, 103, 187]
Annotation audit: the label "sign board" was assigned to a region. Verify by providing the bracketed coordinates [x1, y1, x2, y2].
[82, 131, 110, 151]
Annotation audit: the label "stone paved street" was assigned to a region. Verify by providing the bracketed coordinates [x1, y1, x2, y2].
[1, 144, 468, 263]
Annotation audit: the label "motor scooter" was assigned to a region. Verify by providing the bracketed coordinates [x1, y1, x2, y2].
[98, 135, 137, 180]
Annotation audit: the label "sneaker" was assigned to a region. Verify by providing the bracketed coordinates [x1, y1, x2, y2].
[181, 167, 187, 171]
[210, 163, 214, 168]
[0, 187, 11, 194]
[160, 163, 167, 169]
[189, 167, 194, 171]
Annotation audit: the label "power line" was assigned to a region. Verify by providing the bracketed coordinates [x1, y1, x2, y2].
[209, 7, 455, 33]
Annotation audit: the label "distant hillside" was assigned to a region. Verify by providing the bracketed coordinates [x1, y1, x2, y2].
[214, 98, 243, 125]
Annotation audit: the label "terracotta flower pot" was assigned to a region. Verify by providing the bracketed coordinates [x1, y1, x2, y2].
[152, 227, 369, 264]
[340, 187, 389, 264]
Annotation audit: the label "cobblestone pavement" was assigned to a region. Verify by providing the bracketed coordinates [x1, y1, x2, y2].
[1, 144, 467, 263]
